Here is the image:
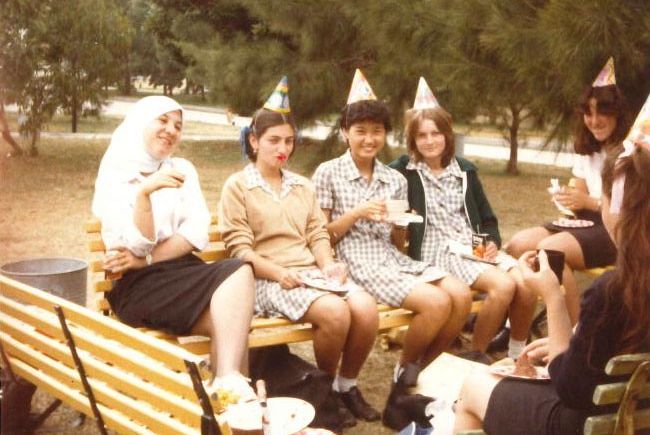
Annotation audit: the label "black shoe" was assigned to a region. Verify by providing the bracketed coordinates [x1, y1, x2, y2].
[333, 391, 357, 428]
[487, 327, 510, 353]
[458, 350, 492, 365]
[381, 363, 435, 431]
[339, 386, 380, 422]
[382, 386, 435, 430]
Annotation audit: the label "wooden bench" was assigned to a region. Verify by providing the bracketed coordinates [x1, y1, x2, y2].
[457, 352, 650, 435]
[85, 216, 454, 357]
[0, 274, 230, 434]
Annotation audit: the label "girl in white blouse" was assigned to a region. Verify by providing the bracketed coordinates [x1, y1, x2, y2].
[92, 96, 256, 401]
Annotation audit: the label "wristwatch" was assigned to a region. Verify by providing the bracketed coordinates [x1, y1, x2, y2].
[145, 253, 153, 266]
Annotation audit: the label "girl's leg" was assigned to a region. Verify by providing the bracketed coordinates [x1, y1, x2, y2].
[422, 276, 472, 364]
[470, 268, 516, 352]
[400, 283, 452, 366]
[506, 267, 538, 345]
[339, 291, 379, 379]
[191, 264, 255, 377]
[505, 226, 552, 258]
[299, 294, 351, 376]
[454, 367, 501, 431]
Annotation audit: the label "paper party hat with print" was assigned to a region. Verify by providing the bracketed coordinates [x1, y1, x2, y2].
[263, 76, 291, 113]
[413, 77, 440, 109]
[623, 93, 650, 153]
[592, 57, 616, 87]
[346, 69, 377, 105]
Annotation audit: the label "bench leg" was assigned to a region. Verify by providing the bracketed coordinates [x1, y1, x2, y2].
[55, 306, 108, 435]
[184, 360, 223, 435]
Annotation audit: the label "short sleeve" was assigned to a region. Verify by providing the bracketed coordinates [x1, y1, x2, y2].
[312, 162, 334, 210]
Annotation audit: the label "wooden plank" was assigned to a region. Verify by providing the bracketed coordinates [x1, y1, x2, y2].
[6, 356, 155, 435]
[0, 296, 198, 399]
[605, 352, 650, 376]
[584, 408, 650, 435]
[1, 277, 204, 371]
[1, 333, 200, 434]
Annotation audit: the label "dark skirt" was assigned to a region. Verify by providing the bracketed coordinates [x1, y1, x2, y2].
[483, 378, 587, 435]
[543, 209, 616, 268]
[107, 254, 247, 335]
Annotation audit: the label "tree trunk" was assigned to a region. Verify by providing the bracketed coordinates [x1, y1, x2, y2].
[0, 104, 24, 156]
[123, 71, 132, 96]
[71, 89, 78, 133]
[506, 108, 520, 175]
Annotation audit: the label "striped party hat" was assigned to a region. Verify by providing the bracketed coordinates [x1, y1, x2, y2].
[263, 76, 290, 113]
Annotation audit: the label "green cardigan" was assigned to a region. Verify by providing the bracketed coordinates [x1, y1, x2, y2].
[388, 154, 502, 261]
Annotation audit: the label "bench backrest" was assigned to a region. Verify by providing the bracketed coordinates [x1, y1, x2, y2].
[0, 275, 229, 434]
[584, 352, 650, 435]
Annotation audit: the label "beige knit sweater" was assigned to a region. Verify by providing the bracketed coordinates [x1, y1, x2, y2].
[219, 169, 331, 268]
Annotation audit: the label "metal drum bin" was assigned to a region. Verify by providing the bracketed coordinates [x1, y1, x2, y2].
[1, 257, 88, 306]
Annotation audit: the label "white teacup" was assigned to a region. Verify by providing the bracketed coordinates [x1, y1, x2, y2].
[386, 199, 409, 217]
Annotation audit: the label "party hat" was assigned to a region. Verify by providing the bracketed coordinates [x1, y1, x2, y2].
[413, 77, 440, 109]
[592, 57, 616, 87]
[263, 76, 290, 113]
[346, 69, 377, 105]
[623, 93, 650, 152]
[610, 92, 650, 214]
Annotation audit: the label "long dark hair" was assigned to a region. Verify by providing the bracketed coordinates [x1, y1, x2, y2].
[595, 146, 650, 357]
[574, 85, 628, 155]
[404, 106, 455, 168]
[242, 109, 296, 162]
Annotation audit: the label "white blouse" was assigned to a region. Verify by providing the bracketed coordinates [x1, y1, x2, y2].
[572, 149, 606, 199]
[93, 157, 210, 257]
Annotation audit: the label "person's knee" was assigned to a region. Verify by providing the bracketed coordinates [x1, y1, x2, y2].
[310, 297, 351, 333]
[417, 286, 453, 321]
[504, 232, 528, 256]
[347, 293, 379, 327]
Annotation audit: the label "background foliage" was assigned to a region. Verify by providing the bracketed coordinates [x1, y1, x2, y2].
[2, 0, 649, 169]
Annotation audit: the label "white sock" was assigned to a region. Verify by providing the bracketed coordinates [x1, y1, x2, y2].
[508, 338, 527, 360]
[393, 363, 403, 383]
[334, 375, 357, 393]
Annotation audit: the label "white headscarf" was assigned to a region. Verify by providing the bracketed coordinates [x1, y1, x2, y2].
[92, 96, 183, 217]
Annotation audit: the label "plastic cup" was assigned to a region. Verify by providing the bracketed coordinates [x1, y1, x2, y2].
[533, 249, 565, 284]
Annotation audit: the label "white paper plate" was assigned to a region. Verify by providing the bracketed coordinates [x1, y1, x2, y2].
[384, 213, 424, 224]
[551, 218, 594, 228]
[489, 365, 550, 382]
[299, 269, 355, 293]
[224, 397, 315, 435]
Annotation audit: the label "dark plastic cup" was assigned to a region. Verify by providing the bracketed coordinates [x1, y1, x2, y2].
[533, 249, 565, 284]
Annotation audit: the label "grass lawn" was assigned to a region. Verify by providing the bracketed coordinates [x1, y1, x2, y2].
[0, 128, 576, 434]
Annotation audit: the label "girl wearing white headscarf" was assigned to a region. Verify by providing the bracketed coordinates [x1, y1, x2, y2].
[92, 96, 255, 399]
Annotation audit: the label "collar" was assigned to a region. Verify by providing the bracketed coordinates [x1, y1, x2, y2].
[340, 149, 393, 184]
[243, 164, 304, 193]
[407, 157, 463, 179]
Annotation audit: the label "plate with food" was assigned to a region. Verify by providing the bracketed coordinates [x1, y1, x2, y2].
[490, 355, 550, 382]
[299, 269, 355, 294]
[223, 397, 315, 435]
[551, 218, 594, 229]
